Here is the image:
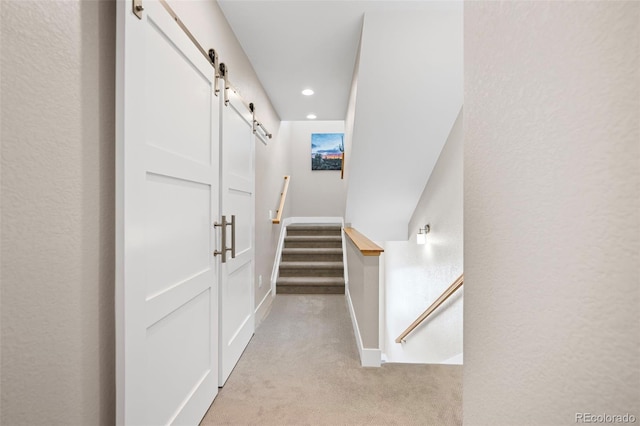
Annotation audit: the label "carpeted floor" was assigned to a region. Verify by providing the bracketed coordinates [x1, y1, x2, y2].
[200, 294, 462, 425]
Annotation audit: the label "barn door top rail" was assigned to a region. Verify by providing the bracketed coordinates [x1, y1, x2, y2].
[151, 0, 272, 142]
[157, 0, 212, 73]
[219, 63, 273, 144]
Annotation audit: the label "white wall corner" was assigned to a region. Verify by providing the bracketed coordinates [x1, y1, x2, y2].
[360, 348, 382, 368]
[341, 227, 349, 287]
[378, 250, 385, 357]
[345, 288, 381, 368]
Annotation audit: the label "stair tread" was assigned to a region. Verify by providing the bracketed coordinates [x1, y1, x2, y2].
[285, 235, 342, 240]
[279, 261, 344, 269]
[277, 277, 345, 286]
[282, 248, 342, 253]
[287, 224, 341, 229]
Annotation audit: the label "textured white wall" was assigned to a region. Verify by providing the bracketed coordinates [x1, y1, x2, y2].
[383, 110, 463, 364]
[1, 1, 116, 424]
[166, 0, 285, 323]
[346, 239, 380, 349]
[464, 2, 639, 424]
[285, 121, 347, 218]
[1, 1, 284, 425]
[256, 120, 292, 318]
[343, 32, 361, 188]
[345, 6, 462, 241]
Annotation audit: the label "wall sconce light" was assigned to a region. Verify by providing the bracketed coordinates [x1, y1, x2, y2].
[417, 224, 430, 245]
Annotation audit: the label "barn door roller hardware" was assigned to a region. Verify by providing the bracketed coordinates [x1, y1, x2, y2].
[249, 103, 273, 144]
[208, 49, 221, 96]
[133, 0, 143, 19]
[219, 63, 230, 106]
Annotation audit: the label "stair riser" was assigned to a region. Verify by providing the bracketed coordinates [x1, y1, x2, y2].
[277, 285, 345, 294]
[284, 241, 342, 249]
[287, 229, 341, 237]
[277, 279, 345, 286]
[279, 268, 344, 277]
[281, 253, 343, 262]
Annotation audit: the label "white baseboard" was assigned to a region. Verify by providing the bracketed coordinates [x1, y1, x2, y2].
[270, 218, 290, 294]
[255, 289, 274, 327]
[345, 287, 381, 367]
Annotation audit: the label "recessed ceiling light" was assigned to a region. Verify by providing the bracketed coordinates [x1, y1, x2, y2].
[302, 89, 314, 96]
[307, 114, 317, 119]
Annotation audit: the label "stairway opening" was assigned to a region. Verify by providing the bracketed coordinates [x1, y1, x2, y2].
[276, 224, 345, 294]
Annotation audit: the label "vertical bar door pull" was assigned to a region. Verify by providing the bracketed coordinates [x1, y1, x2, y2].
[213, 215, 235, 262]
[213, 215, 227, 263]
[230, 215, 236, 259]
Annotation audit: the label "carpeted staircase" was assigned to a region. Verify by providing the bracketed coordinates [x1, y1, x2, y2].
[276, 224, 345, 294]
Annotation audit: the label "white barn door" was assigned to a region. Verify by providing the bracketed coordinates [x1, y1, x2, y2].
[116, 0, 220, 424]
[218, 85, 256, 386]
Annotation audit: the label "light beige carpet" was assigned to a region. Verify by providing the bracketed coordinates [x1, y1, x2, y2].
[200, 295, 462, 425]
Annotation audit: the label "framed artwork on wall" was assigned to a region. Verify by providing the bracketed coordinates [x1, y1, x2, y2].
[311, 133, 344, 171]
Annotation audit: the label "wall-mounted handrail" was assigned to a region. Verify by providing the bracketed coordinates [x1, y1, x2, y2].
[395, 274, 464, 343]
[272, 176, 290, 224]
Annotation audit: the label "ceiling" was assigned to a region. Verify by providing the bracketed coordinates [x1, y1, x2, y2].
[218, 0, 450, 121]
[219, 1, 463, 241]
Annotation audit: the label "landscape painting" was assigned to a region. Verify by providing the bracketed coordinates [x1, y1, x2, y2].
[311, 133, 344, 171]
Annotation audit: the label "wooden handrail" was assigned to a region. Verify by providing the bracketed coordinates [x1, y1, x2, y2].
[344, 227, 384, 256]
[272, 176, 290, 224]
[395, 274, 463, 343]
